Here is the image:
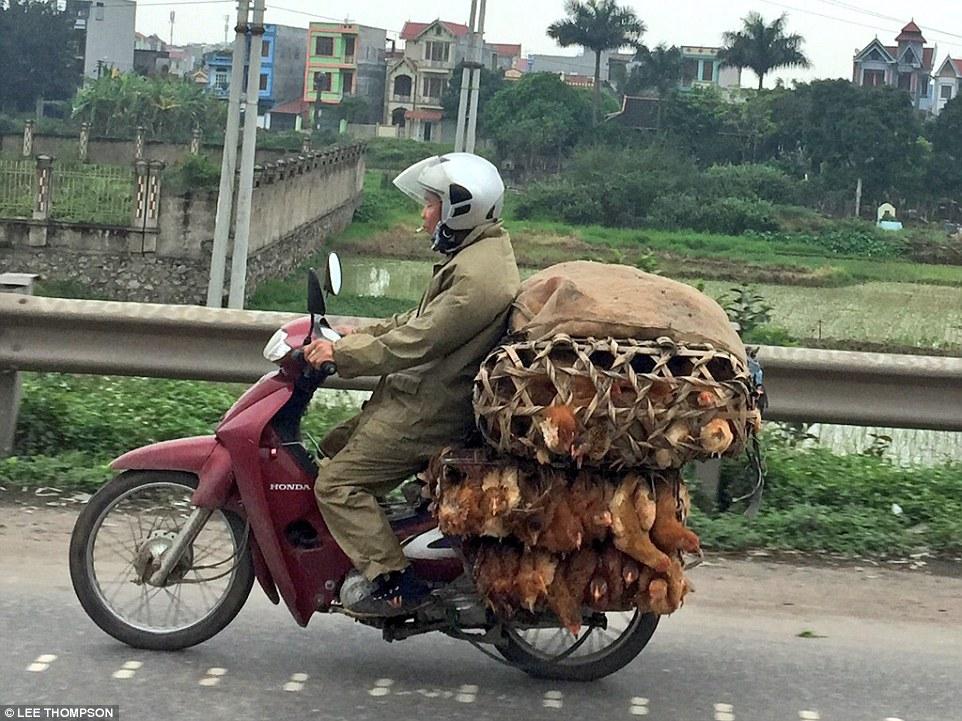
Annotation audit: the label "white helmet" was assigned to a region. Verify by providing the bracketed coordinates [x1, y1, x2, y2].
[393, 152, 505, 235]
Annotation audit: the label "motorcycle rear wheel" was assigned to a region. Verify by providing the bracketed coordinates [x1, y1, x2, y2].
[498, 610, 659, 681]
[69, 470, 254, 650]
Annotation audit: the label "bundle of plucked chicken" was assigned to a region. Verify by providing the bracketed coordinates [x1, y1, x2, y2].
[430, 262, 761, 628]
[426, 450, 697, 633]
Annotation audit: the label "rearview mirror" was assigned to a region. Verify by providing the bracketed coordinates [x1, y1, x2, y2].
[307, 268, 326, 315]
[325, 252, 342, 296]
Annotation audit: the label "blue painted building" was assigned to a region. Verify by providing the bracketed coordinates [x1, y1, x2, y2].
[204, 24, 307, 121]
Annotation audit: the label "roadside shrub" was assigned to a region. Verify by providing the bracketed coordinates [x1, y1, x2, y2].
[163, 154, 220, 195]
[649, 195, 779, 235]
[749, 221, 908, 259]
[704, 164, 800, 204]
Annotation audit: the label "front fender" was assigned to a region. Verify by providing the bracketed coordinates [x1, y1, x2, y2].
[111, 436, 235, 508]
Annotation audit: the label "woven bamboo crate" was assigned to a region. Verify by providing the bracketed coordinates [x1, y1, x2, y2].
[473, 334, 758, 470]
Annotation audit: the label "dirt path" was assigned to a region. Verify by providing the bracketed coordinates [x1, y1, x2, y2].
[2, 498, 960, 628]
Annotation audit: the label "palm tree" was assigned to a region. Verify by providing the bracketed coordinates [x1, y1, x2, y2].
[718, 12, 810, 90]
[547, 0, 646, 124]
[628, 44, 683, 98]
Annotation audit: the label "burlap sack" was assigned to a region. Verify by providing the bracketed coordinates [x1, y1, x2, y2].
[511, 261, 745, 362]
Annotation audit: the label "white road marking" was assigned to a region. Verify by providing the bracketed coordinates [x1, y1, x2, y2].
[122, 661, 143, 670]
[799, 712, 820, 720]
[112, 670, 136, 680]
[713, 704, 735, 721]
[27, 654, 57, 672]
[369, 678, 394, 697]
[630, 696, 650, 716]
[543, 690, 564, 709]
[456, 684, 478, 703]
[284, 672, 308, 692]
[883, 718, 905, 721]
[199, 667, 227, 687]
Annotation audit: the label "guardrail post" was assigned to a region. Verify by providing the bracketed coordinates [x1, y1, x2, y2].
[79, 122, 90, 163]
[145, 160, 165, 234]
[190, 127, 202, 155]
[134, 126, 146, 161]
[693, 459, 722, 508]
[0, 273, 39, 457]
[22, 120, 34, 157]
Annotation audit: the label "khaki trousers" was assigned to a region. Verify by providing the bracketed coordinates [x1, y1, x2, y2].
[314, 413, 438, 581]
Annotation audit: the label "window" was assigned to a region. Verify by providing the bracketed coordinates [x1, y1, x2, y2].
[259, 73, 268, 91]
[342, 70, 354, 94]
[681, 58, 697, 86]
[344, 36, 356, 58]
[261, 41, 270, 57]
[313, 71, 332, 94]
[701, 61, 714, 82]
[315, 36, 334, 56]
[921, 76, 930, 97]
[898, 72, 912, 91]
[423, 76, 444, 99]
[424, 41, 450, 62]
[863, 69, 884, 87]
[214, 70, 228, 90]
[942, 84, 955, 100]
[393, 74, 412, 97]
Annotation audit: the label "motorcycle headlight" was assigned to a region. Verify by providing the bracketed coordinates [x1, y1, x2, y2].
[263, 328, 291, 363]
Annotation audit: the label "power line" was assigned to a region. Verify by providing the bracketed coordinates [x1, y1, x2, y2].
[811, 0, 962, 42]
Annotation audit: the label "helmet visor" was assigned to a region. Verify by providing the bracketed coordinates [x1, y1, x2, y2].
[392, 156, 444, 205]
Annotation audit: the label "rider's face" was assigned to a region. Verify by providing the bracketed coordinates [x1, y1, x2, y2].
[422, 193, 442, 234]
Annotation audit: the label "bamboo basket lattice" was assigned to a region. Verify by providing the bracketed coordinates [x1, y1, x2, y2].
[473, 334, 758, 469]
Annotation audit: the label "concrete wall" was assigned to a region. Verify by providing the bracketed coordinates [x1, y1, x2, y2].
[0, 145, 365, 306]
[0, 134, 297, 168]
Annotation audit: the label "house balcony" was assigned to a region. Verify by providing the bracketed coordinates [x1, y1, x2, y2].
[417, 95, 443, 108]
[343, 54, 355, 65]
[390, 94, 413, 104]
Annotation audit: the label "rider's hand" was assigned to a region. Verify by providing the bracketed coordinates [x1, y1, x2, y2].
[303, 339, 335, 369]
[333, 325, 357, 336]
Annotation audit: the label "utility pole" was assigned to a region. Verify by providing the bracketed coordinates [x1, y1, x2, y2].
[206, 0, 251, 307]
[169, 10, 175, 46]
[454, 0, 486, 153]
[453, 0, 477, 153]
[227, 0, 266, 309]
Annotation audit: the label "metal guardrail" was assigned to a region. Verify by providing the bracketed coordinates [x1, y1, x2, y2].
[2, 294, 962, 432]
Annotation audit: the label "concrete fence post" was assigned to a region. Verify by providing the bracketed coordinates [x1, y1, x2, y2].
[33, 155, 53, 222]
[253, 164, 264, 188]
[145, 160, 165, 232]
[22, 120, 34, 157]
[78, 122, 91, 163]
[301, 134, 311, 154]
[0, 273, 39, 457]
[190, 127, 202, 155]
[134, 126, 146, 161]
[132, 159, 149, 228]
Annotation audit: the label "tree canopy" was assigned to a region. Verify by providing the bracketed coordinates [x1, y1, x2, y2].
[719, 12, 810, 90]
[626, 44, 683, 98]
[483, 73, 592, 168]
[0, 0, 80, 112]
[547, 0, 645, 124]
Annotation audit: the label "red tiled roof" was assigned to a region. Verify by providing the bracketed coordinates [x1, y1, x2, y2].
[404, 109, 443, 121]
[400, 20, 469, 40]
[490, 43, 521, 57]
[952, 58, 962, 75]
[896, 20, 926, 43]
[269, 98, 311, 115]
[884, 45, 934, 70]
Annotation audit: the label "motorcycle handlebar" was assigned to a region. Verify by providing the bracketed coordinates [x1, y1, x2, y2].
[289, 349, 337, 383]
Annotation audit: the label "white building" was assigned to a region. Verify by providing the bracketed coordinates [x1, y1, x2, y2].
[934, 57, 962, 115]
[69, 0, 136, 79]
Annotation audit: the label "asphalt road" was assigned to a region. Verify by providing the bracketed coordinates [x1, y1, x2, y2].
[2, 504, 961, 721]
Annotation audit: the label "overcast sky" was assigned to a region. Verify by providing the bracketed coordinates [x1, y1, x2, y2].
[140, 0, 962, 87]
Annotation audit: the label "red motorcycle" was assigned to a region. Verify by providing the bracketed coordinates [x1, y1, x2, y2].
[68, 255, 659, 681]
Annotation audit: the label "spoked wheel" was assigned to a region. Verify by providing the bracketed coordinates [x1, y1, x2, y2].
[499, 610, 659, 681]
[69, 471, 254, 650]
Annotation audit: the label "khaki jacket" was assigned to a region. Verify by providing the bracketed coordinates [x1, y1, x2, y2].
[333, 223, 521, 443]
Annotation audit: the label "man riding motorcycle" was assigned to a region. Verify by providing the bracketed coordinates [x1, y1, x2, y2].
[303, 153, 521, 618]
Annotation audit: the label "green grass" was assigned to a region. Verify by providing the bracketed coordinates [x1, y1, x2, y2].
[700, 280, 962, 351]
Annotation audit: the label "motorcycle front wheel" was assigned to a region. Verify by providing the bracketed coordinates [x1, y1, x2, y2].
[498, 609, 660, 681]
[69, 470, 254, 650]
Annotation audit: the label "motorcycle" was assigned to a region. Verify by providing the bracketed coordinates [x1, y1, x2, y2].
[68, 254, 660, 681]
